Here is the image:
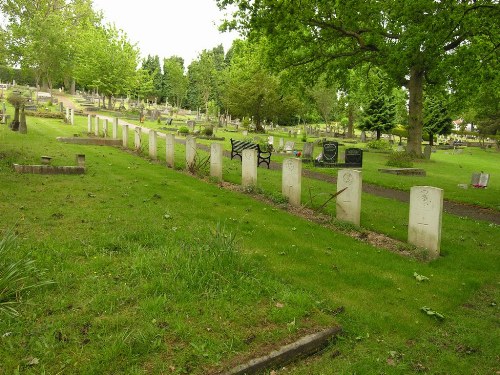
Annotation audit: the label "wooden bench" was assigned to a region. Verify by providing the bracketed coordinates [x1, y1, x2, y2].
[230, 138, 271, 168]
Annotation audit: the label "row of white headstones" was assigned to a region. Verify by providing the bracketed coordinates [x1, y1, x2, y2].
[85, 115, 443, 260]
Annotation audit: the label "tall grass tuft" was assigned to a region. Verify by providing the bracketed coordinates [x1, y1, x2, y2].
[0, 228, 54, 317]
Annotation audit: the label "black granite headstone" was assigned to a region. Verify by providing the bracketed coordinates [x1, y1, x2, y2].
[344, 148, 363, 167]
[322, 141, 338, 164]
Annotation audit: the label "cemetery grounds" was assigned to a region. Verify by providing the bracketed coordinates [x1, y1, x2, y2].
[0, 104, 499, 374]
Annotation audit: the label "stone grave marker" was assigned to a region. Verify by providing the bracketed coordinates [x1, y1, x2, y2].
[242, 149, 258, 187]
[149, 130, 157, 160]
[185, 136, 196, 169]
[322, 141, 339, 164]
[282, 158, 302, 206]
[87, 114, 92, 133]
[470, 173, 481, 186]
[360, 131, 366, 142]
[103, 119, 108, 137]
[279, 138, 284, 151]
[336, 169, 362, 226]
[268, 136, 274, 147]
[187, 120, 195, 131]
[424, 145, 432, 159]
[344, 148, 363, 167]
[302, 142, 314, 162]
[70, 108, 74, 125]
[477, 173, 490, 188]
[59, 102, 64, 112]
[112, 118, 119, 139]
[122, 124, 129, 148]
[210, 143, 223, 181]
[242, 130, 248, 136]
[76, 154, 85, 167]
[134, 127, 141, 150]
[165, 134, 175, 168]
[65, 107, 70, 122]
[284, 141, 295, 153]
[94, 116, 99, 136]
[408, 186, 443, 258]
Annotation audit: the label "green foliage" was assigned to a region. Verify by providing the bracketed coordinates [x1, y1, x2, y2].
[386, 151, 414, 168]
[178, 126, 189, 134]
[0, 229, 53, 317]
[424, 93, 453, 145]
[366, 139, 392, 150]
[25, 111, 64, 119]
[203, 126, 214, 136]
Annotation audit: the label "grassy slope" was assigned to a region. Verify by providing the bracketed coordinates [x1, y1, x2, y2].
[0, 115, 498, 374]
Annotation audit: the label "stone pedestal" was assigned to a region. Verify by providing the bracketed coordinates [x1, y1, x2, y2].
[336, 169, 362, 226]
[166, 134, 175, 168]
[242, 149, 257, 187]
[122, 124, 128, 148]
[210, 143, 223, 181]
[149, 130, 157, 160]
[408, 186, 443, 258]
[282, 158, 302, 206]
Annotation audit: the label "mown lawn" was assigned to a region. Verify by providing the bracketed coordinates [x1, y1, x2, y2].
[0, 114, 498, 374]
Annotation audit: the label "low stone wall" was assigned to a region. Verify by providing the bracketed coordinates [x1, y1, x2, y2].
[57, 137, 122, 146]
[13, 164, 85, 175]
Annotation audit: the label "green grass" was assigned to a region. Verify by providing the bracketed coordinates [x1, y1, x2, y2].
[0, 111, 498, 374]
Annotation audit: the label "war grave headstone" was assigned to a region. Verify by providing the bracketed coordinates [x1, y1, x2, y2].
[149, 130, 157, 160]
[112, 118, 119, 139]
[408, 186, 443, 259]
[165, 133, 175, 168]
[210, 143, 223, 181]
[134, 127, 141, 150]
[87, 115, 92, 133]
[122, 124, 129, 148]
[103, 119, 108, 137]
[336, 169, 362, 226]
[282, 158, 302, 207]
[94, 117, 99, 136]
[344, 148, 363, 168]
[185, 136, 196, 169]
[242, 149, 258, 187]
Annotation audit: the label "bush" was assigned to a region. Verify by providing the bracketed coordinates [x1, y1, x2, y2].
[203, 126, 214, 137]
[367, 139, 392, 150]
[178, 126, 189, 135]
[386, 151, 414, 168]
[25, 111, 64, 119]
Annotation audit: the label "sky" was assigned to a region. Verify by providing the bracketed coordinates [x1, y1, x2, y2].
[92, 0, 240, 66]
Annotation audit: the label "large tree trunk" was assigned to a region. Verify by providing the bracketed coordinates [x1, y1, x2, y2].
[19, 106, 27, 134]
[71, 79, 76, 95]
[429, 132, 434, 146]
[407, 66, 424, 157]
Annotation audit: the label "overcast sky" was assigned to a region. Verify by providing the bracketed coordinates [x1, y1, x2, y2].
[92, 0, 240, 66]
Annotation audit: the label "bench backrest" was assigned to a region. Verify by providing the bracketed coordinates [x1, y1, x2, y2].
[231, 139, 259, 152]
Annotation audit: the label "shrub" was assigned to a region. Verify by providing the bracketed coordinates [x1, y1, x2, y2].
[367, 139, 392, 150]
[178, 126, 189, 135]
[203, 126, 214, 137]
[386, 151, 414, 168]
[25, 111, 65, 119]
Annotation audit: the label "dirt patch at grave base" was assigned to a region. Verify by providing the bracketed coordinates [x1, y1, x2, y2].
[218, 181, 416, 259]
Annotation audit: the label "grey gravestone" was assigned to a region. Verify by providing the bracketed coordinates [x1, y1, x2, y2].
[478, 173, 490, 187]
[360, 131, 366, 142]
[344, 148, 363, 167]
[302, 142, 314, 161]
[322, 141, 339, 164]
[424, 145, 432, 159]
[470, 173, 481, 186]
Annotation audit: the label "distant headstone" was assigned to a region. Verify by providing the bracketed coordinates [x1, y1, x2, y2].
[94, 117, 99, 136]
[242, 130, 248, 136]
[322, 141, 339, 164]
[165, 133, 175, 168]
[242, 149, 258, 187]
[336, 169, 362, 226]
[279, 138, 284, 150]
[424, 145, 432, 160]
[210, 143, 223, 181]
[302, 142, 314, 162]
[360, 131, 366, 142]
[187, 120, 195, 131]
[282, 158, 302, 206]
[408, 186, 443, 259]
[268, 136, 274, 146]
[166, 118, 173, 125]
[344, 148, 363, 167]
[477, 173, 490, 188]
[76, 154, 85, 167]
[284, 141, 295, 153]
[470, 173, 481, 186]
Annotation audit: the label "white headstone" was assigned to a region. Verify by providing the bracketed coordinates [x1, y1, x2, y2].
[242, 149, 258, 187]
[268, 136, 274, 146]
[103, 119, 108, 137]
[242, 130, 248, 136]
[112, 118, 119, 139]
[70, 108, 74, 125]
[87, 114, 92, 133]
[282, 158, 302, 206]
[336, 169, 362, 226]
[134, 127, 141, 150]
[408, 186, 443, 258]
[185, 136, 197, 169]
[165, 133, 175, 168]
[279, 138, 284, 150]
[210, 143, 223, 181]
[122, 124, 129, 148]
[149, 130, 157, 160]
[94, 116, 99, 136]
[65, 107, 70, 122]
